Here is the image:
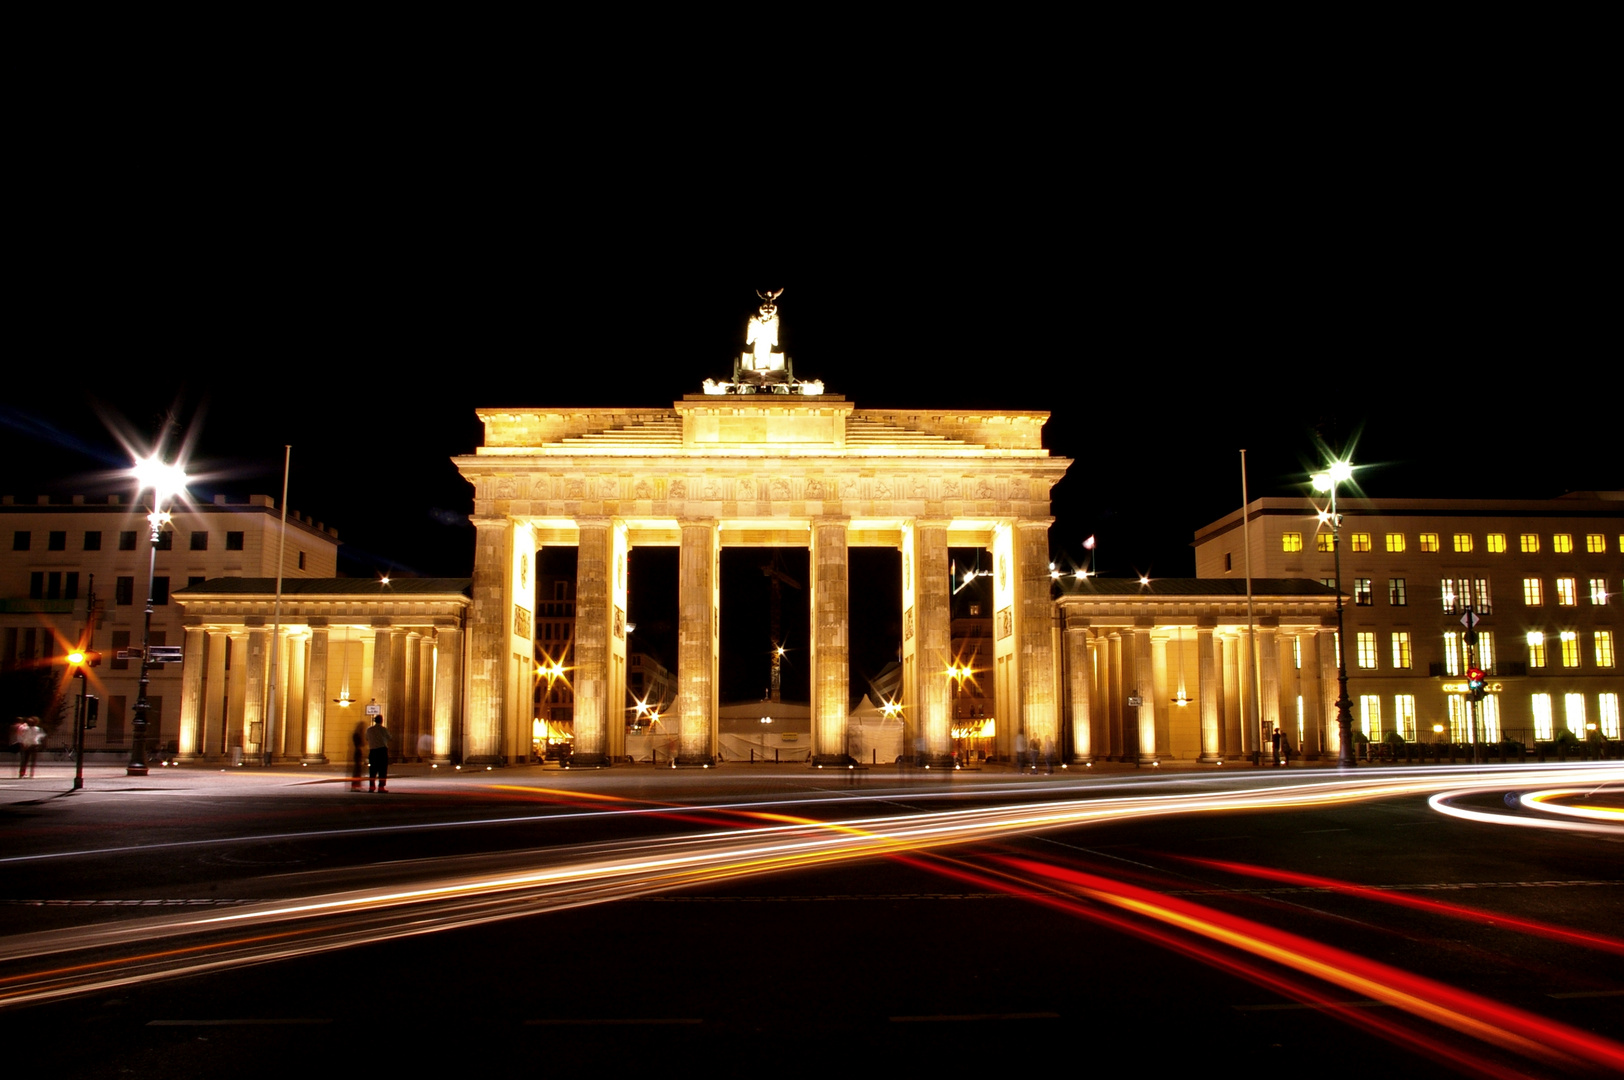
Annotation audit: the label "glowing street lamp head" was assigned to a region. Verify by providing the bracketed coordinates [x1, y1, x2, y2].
[132, 454, 187, 506]
[1312, 460, 1354, 492]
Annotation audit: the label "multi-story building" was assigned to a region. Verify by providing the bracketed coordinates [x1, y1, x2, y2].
[2, 493, 339, 756]
[1193, 494, 1624, 745]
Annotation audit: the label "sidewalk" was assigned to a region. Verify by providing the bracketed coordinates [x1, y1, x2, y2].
[0, 753, 1356, 808]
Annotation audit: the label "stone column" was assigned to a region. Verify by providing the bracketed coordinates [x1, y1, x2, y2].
[1108, 631, 1124, 759]
[1300, 632, 1325, 759]
[402, 631, 421, 758]
[179, 626, 206, 760]
[912, 522, 951, 762]
[811, 518, 850, 765]
[370, 624, 393, 725]
[303, 623, 329, 763]
[1134, 627, 1157, 763]
[416, 635, 434, 759]
[432, 624, 462, 764]
[1015, 522, 1058, 761]
[284, 631, 308, 760]
[387, 628, 408, 756]
[1319, 627, 1342, 758]
[1064, 614, 1093, 762]
[1259, 623, 1281, 756]
[573, 520, 612, 767]
[1221, 633, 1241, 757]
[465, 518, 511, 765]
[677, 520, 718, 765]
[1198, 624, 1220, 762]
[1151, 631, 1171, 758]
[204, 630, 228, 758]
[243, 622, 269, 757]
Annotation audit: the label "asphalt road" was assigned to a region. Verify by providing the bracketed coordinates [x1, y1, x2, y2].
[3, 761, 1621, 1078]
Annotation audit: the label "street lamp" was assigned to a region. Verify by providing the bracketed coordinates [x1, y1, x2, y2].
[128, 452, 186, 776]
[1311, 459, 1356, 767]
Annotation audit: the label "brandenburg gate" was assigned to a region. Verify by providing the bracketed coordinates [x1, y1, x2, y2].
[454, 296, 1072, 766]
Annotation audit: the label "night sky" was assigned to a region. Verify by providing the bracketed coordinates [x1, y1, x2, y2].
[7, 117, 1612, 701]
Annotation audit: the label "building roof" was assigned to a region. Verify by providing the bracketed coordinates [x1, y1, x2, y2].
[1060, 578, 1335, 598]
[174, 578, 471, 598]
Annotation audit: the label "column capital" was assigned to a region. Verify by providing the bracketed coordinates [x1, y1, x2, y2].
[1063, 611, 1092, 632]
[307, 617, 329, 629]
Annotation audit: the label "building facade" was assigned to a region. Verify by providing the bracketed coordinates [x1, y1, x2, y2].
[2, 494, 338, 754]
[453, 396, 1069, 766]
[1193, 495, 1624, 744]
[172, 579, 469, 764]
[1057, 579, 1341, 763]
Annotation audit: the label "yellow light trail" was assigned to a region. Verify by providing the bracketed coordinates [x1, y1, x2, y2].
[1, 766, 1619, 1009]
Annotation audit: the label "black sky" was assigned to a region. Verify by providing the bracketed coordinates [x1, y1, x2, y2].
[5, 81, 1614, 700]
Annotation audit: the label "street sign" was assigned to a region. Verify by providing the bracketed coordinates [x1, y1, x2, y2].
[1460, 611, 1480, 629]
[365, 701, 382, 717]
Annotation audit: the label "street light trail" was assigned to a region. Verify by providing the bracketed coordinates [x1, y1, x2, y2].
[3, 766, 1621, 1011]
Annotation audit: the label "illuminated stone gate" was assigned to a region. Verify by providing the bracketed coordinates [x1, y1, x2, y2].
[453, 299, 1072, 766]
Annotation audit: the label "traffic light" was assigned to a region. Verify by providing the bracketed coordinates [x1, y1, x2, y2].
[1466, 666, 1487, 701]
[66, 649, 102, 669]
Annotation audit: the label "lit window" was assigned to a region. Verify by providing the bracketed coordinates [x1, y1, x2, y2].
[1531, 693, 1553, 740]
[1356, 632, 1377, 669]
[1350, 532, 1371, 552]
[1586, 533, 1606, 553]
[1600, 694, 1620, 739]
[1419, 533, 1439, 553]
[1527, 632, 1546, 668]
[1555, 578, 1577, 606]
[1453, 533, 1473, 553]
[1520, 533, 1539, 553]
[1473, 578, 1492, 614]
[1476, 631, 1494, 671]
[1486, 533, 1506, 553]
[1316, 532, 1334, 553]
[1292, 637, 1301, 670]
[1320, 578, 1337, 591]
[1391, 632, 1412, 669]
[1354, 578, 1372, 606]
[1591, 578, 1610, 605]
[1394, 695, 1417, 740]
[1481, 695, 1502, 742]
[1596, 631, 1615, 668]
[1388, 578, 1407, 606]
[1443, 631, 1461, 676]
[1385, 533, 1406, 553]
[1440, 579, 1458, 614]
[1282, 532, 1302, 553]
[1565, 693, 1586, 736]
[1523, 578, 1542, 606]
[1447, 697, 1466, 742]
[1359, 695, 1382, 740]
[1553, 534, 1573, 553]
[1296, 696, 1304, 744]
[1559, 631, 1579, 668]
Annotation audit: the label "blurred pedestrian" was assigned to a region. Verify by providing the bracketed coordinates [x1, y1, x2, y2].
[18, 717, 44, 777]
[366, 715, 392, 792]
[350, 720, 367, 792]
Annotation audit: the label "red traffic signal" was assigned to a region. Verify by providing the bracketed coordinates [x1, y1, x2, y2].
[1466, 667, 1485, 682]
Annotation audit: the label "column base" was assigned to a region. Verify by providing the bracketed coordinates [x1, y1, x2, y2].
[1198, 752, 1223, 763]
[674, 754, 717, 768]
[917, 753, 958, 770]
[810, 754, 858, 769]
[125, 764, 150, 776]
[1072, 754, 1095, 764]
[1137, 754, 1160, 766]
[465, 754, 506, 766]
[565, 753, 611, 768]
[300, 754, 330, 765]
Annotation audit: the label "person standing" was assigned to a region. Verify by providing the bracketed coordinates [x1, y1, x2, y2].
[18, 717, 43, 778]
[350, 720, 367, 792]
[366, 715, 392, 793]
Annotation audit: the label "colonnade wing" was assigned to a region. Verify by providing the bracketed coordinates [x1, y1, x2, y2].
[173, 580, 470, 766]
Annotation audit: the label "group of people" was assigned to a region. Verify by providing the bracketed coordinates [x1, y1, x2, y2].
[9, 718, 46, 777]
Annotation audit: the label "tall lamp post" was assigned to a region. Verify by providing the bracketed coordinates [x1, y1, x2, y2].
[128, 453, 186, 776]
[1311, 460, 1356, 768]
